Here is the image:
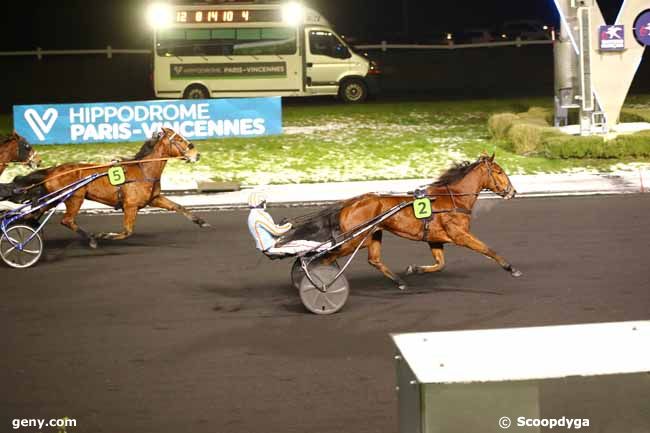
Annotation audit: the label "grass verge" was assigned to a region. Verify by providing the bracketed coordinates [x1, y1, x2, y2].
[3, 96, 650, 185]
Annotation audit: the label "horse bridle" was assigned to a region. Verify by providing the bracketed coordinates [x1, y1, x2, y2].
[17, 138, 34, 163]
[166, 131, 195, 160]
[484, 159, 513, 198]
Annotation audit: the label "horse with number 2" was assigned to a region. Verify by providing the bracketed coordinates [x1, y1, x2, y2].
[0, 128, 209, 268]
[273, 154, 521, 315]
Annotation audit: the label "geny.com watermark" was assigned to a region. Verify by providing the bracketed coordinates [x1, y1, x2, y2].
[499, 416, 590, 430]
[11, 417, 76, 430]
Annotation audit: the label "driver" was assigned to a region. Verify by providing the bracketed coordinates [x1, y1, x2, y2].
[247, 192, 330, 256]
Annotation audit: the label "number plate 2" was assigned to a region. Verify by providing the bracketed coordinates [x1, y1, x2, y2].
[107, 166, 126, 186]
[413, 198, 432, 219]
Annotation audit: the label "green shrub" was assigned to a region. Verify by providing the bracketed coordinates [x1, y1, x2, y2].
[543, 135, 608, 158]
[507, 123, 546, 155]
[487, 113, 519, 140]
[620, 108, 650, 123]
[612, 130, 650, 157]
[488, 106, 650, 159]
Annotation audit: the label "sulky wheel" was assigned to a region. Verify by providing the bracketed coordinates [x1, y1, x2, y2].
[291, 258, 340, 290]
[0, 224, 44, 269]
[299, 264, 350, 315]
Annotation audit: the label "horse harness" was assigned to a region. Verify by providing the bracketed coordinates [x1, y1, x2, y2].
[112, 165, 161, 210]
[112, 133, 193, 210]
[413, 187, 472, 241]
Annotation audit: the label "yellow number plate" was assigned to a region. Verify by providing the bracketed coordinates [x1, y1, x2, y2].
[413, 198, 432, 219]
[107, 167, 126, 186]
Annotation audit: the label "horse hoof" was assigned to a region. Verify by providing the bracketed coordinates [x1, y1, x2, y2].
[397, 282, 408, 291]
[200, 222, 211, 228]
[405, 265, 415, 275]
[511, 269, 523, 278]
[89, 238, 98, 249]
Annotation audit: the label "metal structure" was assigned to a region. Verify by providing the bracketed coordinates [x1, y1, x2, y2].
[553, 0, 649, 134]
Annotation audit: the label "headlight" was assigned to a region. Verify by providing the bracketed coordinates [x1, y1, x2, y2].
[147, 3, 173, 29]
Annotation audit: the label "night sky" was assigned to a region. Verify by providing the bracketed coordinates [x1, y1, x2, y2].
[1, 0, 632, 51]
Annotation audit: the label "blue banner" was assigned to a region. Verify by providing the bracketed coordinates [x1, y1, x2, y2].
[13, 97, 282, 145]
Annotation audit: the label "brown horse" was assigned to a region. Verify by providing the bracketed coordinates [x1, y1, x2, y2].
[293, 154, 521, 290]
[0, 132, 41, 176]
[8, 128, 209, 247]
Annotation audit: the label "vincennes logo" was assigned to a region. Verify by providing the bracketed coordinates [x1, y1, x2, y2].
[24, 108, 58, 141]
[173, 66, 184, 75]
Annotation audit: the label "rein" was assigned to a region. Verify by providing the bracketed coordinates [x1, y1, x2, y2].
[13, 156, 186, 193]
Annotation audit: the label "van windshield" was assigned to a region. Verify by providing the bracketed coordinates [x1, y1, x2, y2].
[309, 30, 350, 59]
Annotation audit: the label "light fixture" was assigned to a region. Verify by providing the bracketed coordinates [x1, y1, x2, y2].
[147, 3, 172, 29]
[282, 2, 305, 26]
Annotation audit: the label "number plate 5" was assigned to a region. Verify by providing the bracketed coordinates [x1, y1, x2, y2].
[108, 166, 126, 186]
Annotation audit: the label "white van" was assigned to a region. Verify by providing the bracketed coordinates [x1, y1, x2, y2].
[148, 2, 381, 103]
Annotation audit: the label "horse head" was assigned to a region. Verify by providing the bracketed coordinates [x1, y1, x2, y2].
[479, 153, 516, 199]
[2, 132, 41, 169]
[159, 128, 200, 163]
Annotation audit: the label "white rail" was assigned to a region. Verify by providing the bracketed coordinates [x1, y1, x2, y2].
[0, 39, 554, 60]
[356, 39, 553, 51]
[0, 46, 151, 60]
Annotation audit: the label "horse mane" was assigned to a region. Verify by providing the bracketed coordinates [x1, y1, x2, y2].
[0, 135, 15, 145]
[431, 160, 482, 186]
[120, 136, 159, 161]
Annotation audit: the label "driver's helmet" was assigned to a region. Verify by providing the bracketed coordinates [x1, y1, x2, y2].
[248, 192, 267, 209]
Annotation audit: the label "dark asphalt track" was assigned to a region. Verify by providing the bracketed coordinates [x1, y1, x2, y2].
[1, 195, 650, 433]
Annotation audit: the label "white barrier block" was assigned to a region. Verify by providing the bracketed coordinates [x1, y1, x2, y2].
[392, 321, 650, 433]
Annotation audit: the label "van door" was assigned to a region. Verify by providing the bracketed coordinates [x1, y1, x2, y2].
[304, 28, 352, 95]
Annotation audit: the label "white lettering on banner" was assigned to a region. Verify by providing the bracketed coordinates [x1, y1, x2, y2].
[70, 124, 84, 140]
[68, 118, 266, 141]
[69, 103, 212, 125]
[21, 101, 274, 143]
[135, 106, 149, 122]
[118, 106, 133, 122]
[69, 108, 83, 123]
[150, 105, 163, 121]
[90, 107, 103, 123]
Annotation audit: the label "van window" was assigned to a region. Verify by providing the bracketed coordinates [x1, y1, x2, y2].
[309, 30, 350, 59]
[156, 27, 297, 56]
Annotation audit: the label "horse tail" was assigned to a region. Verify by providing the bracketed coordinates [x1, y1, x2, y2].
[277, 203, 345, 246]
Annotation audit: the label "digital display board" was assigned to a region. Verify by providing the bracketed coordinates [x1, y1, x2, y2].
[175, 9, 282, 24]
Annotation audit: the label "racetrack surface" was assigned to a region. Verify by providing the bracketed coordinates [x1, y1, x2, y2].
[1, 195, 649, 433]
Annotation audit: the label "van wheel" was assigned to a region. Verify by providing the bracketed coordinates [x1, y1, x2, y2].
[339, 79, 367, 103]
[183, 84, 209, 100]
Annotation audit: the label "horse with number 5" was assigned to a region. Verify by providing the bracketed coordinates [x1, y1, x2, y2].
[5, 128, 210, 247]
[281, 154, 522, 290]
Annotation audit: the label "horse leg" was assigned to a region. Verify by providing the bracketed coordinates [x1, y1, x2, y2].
[449, 230, 522, 277]
[61, 193, 98, 248]
[95, 205, 137, 241]
[148, 195, 211, 228]
[367, 231, 408, 290]
[406, 242, 446, 275]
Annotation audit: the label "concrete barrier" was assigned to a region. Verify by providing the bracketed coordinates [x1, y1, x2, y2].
[392, 321, 650, 433]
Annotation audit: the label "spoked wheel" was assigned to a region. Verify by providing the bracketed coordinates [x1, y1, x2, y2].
[291, 258, 340, 289]
[299, 264, 350, 315]
[0, 224, 44, 269]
